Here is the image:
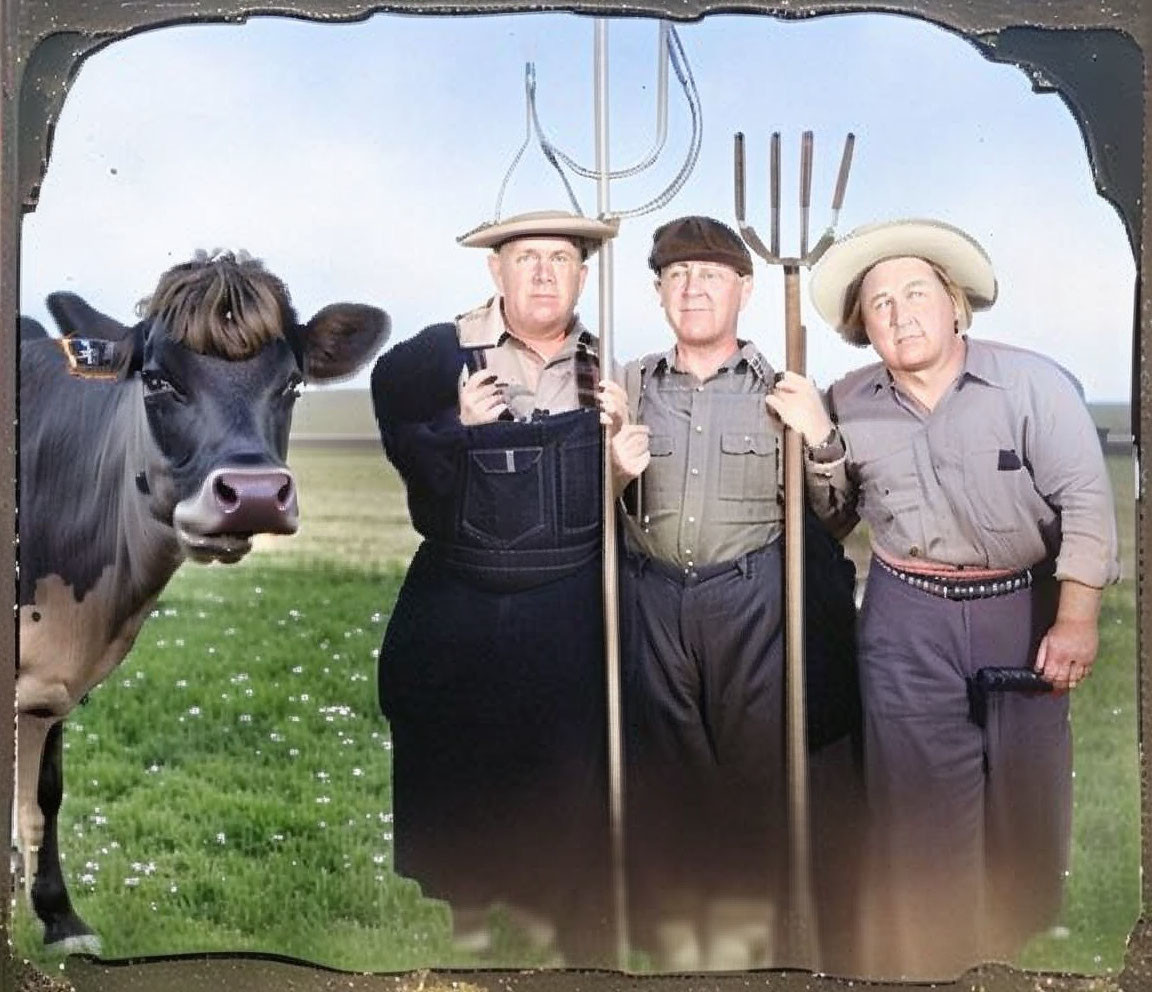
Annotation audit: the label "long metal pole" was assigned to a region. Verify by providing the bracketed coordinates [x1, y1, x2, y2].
[594, 17, 629, 970]
[0, 2, 19, 984]
[783, 266, 817, 966]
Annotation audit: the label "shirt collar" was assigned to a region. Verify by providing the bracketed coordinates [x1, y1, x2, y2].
[862, 335, 1003, 398]
[654, 339, 771, 384]
[957, 336, 1007, 388]
[455, 295, 594, 358]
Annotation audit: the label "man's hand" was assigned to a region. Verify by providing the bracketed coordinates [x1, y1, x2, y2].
[459, 369, 508, 426]
[597, 380, 629, 437]
[1034, 580, 1103, 692]
[764, 371, 835, 445]
[611, 424, 651, 495]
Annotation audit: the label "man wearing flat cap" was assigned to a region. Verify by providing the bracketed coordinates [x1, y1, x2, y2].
[768, 218, 1120, 979]
[612, 216, 859, 969]
[369, 209, 625, 964]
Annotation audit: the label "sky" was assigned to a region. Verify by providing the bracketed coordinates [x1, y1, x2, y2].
[18, 10, 1137, 400]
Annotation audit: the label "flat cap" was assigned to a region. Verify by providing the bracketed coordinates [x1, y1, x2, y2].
[648, 216, 753, 277]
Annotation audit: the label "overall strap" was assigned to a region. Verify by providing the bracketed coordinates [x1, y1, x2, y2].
[574, 329, 600, 410]
[460, 344, 491, 376]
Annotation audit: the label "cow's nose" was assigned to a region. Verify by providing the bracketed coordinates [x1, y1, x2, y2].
[209, 468, 298, 535]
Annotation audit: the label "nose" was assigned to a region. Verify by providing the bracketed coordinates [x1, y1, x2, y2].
[531, 259, 556, 283]
[210, 468, 298, 534]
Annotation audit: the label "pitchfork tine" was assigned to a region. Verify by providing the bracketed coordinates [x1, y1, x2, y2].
[733, 133, 773, 261]
[830, 132, 856, 226]
[770, 132, 781, 257]
[799, 131, 813, 258]
[735, 132, 748, 222]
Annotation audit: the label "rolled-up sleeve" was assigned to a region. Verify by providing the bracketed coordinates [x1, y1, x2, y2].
[1025, 366, 1120, 587]
[803, 412, 860, 542]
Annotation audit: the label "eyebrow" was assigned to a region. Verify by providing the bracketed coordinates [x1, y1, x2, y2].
[865, 277, 933, 303]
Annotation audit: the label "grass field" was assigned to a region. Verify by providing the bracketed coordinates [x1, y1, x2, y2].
[12, 442, 1141, 978]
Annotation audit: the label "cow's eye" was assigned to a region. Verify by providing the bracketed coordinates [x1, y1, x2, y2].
[280, 374, 304, 400]
[141, 370, 181, 397]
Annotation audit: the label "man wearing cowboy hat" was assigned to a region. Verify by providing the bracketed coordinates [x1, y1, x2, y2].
[767, 218, 1119, 979]
[369, 209, 624, 964]
[611, 216, 859, 970]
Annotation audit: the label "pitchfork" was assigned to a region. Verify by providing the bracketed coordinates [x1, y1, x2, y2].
[733, 129, 855, 966]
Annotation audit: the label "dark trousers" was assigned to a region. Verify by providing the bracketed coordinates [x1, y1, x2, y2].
[858, 560, 1071, 980]
[623, 543, 787, 940]
[379, 544, 612, 964]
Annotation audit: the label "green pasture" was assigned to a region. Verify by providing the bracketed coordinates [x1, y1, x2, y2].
[13, 442, 1141, 979]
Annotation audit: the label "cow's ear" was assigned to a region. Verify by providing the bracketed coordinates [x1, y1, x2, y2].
[57, 323, 146, 382]
[299, 304, 391, 384]
[46, 291, 135, 341]
[19, 316, 48, 341]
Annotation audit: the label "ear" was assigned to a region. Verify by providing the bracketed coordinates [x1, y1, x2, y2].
[298, 303, 391, 384]
[46, 291, 135, 341]
[19, 316, 48, 342]
[56, 323, 146, 382]
[487, 251, 505, 295]
[738, 274, 754, 312]
[577, 263, 588, 297]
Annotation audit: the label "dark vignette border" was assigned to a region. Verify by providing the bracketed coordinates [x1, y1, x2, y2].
[1, 2, 1146, 990]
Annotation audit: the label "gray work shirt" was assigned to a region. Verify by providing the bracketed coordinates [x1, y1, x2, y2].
[805, 337, 1120, 588]
[622, 341, 783, 568]
[456, 296, 598, 419]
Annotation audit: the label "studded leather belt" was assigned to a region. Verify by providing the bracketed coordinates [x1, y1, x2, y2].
[876, 556, 1041, 600]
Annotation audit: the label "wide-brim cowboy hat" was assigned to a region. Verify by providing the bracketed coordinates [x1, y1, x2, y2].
[809, 218, 998, 333]
[457, 209, 620, 256]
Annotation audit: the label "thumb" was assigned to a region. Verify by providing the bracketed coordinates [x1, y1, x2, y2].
[1033, 635, 1049, 674]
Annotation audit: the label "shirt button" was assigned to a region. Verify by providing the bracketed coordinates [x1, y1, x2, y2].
[685, 549, 692, 555]
[688, 516, 696, 523]
[695, 385, 705, 392]
[909, 546, 921, 557]
[690, 467, 699, 476]
[695, 425, 703, 433]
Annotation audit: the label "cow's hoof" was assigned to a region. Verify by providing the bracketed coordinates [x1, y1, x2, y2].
[43, 914, 102, 957]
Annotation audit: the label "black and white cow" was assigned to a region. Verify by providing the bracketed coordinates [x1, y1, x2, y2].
[17, 251, 389, 952]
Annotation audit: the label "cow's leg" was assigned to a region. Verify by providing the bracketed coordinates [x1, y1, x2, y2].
[15, 713, 52, 895]
[34, 720, 99, 953]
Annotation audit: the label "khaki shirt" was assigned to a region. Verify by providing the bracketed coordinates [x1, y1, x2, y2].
[805, 337, 1120, 588]
[623, 341, 783, 568]
[456, 296, 597, 420]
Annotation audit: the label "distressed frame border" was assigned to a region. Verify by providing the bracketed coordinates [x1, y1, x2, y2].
[1, 2, 1146, 990]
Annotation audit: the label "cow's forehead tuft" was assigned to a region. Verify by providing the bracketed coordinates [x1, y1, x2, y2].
[140, 252, 296, 361]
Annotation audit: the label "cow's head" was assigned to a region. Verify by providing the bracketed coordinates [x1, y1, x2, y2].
[49, 252, 389, 563]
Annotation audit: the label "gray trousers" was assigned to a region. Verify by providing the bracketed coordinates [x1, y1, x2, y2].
[623, 543, 787, 932]
[858, 560, 1071, 979]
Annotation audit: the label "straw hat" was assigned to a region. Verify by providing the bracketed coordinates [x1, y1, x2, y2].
[809, 219, 998, 334]
[457, 210, 620, 256]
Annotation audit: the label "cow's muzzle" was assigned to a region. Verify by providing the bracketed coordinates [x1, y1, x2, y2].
[172, 466, 299, 563]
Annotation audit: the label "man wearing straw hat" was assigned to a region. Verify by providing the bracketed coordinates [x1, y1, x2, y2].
[370, 209, 622, 964]
[611, 215, 859, 970]
[767, 218, 1120, 978]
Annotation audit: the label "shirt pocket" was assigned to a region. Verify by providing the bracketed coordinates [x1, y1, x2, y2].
[962, 444, 1047, 534]
[718, 431, 778, 500]
[460, 446, 547, 548]
[641, 433, 676, 494]
[856, 447, 924, 547]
